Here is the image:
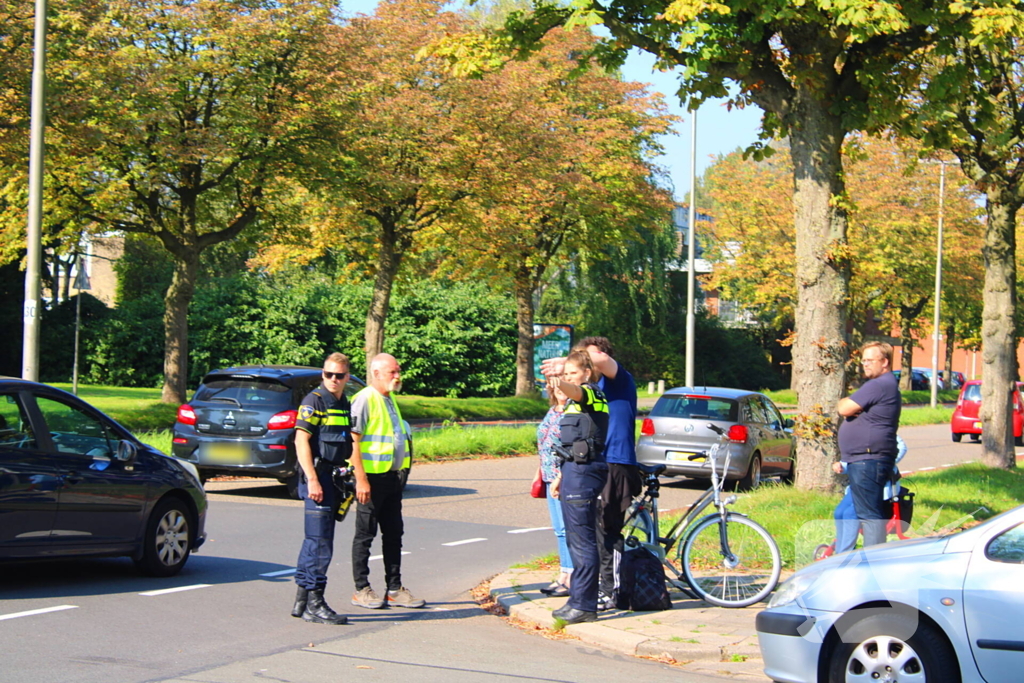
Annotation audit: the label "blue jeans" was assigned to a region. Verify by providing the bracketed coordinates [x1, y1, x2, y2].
[847, 459, 892, 547]
[833, 490, 859, 553]
[546, 491, 573, 572]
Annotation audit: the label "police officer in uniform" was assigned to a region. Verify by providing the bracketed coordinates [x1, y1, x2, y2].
[291, 352, 353, 625]
[548, 348, 609, 625]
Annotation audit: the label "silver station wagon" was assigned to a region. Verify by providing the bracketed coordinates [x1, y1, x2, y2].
[636, 386, 795, 490]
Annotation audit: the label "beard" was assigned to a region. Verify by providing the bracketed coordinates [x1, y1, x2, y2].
[389, 379, 402, 394]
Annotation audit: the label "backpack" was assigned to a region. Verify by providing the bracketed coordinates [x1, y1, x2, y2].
[616, 547, 672, 611]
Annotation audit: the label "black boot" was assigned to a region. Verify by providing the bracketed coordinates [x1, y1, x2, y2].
[302, 588, 348, 625]
[291, 586, 308, 618]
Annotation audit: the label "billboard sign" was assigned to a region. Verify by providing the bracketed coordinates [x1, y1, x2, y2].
[533, 323, 574, 387]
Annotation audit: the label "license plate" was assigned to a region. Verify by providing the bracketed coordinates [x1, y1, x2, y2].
[203, 443, 249, 463]
[667, 451, 704, 462]
[974, 421, 982, 430]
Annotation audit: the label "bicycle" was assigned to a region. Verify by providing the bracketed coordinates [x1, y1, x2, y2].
[622, 422, 782, 608]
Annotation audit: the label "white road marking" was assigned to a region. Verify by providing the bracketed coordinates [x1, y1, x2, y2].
[508, 527, 552, 534]
[917, 467, 936, 471]
[442, 538, 487, 547]
[260, 568, 297, 577]
[370, 551, 411, 561]
[139, 584, 212, 597]
[0, 605, 78, 621]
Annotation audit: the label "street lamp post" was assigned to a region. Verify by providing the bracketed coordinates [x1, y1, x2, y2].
[685, 110, 697, 388]
[930, 161, 947, 409]
[22, 0, 48, 382]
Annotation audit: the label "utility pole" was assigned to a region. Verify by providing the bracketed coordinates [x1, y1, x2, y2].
[22, 0, 48, 381]
[929, 161, 947, 409]
[685, 111, 697, 388]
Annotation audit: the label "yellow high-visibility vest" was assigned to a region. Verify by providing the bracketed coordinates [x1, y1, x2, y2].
[354, 386, 411, 474]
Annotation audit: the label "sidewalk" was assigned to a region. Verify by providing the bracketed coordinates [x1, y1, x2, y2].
[490, 568, 770, 681]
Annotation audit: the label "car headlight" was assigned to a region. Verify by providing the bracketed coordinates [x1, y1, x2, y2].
[768, 568, 824, 609]
[175, 458, 202, 486]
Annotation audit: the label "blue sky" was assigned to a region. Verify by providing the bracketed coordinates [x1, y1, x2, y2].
[340, 0, 765, 202]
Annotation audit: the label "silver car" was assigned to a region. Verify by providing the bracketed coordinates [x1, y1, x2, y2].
[756, 503, 1024, 683]
[636, 387, 795, 489]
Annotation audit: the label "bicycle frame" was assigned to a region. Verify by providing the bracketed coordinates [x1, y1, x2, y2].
[625, 424, 742, 593]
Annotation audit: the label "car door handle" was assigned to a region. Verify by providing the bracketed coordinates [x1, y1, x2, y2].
[64, 471, 83, 485]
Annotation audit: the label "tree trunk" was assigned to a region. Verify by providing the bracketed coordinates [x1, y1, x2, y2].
[788, 95, 849, 493]
[898, 334, 914, 392]
[979, 198, 1019, 468]
[512, 273, 536, 397]
[364, 224, 405, 369]
[944, 322, 956, 382]
[161, 252, 199, 404]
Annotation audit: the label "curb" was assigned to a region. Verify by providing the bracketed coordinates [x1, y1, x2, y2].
[491, 569, 768, 680]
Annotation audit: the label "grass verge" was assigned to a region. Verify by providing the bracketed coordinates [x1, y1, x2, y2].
[682, 462, 1024, 571]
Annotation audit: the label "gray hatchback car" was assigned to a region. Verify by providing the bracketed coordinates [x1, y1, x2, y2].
[636, 387, 795, 490]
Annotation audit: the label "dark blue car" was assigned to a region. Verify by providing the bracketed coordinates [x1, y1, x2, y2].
[0, 378, 207, 576]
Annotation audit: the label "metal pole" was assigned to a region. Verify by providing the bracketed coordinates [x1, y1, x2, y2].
[929, 161, 946, 408]
[685, 110, 697, 388]
[73, 290, 81, 395]
[22, 0, 48, 382]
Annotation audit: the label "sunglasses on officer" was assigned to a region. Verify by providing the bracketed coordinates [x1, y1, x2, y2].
[322, 371, 348, 380]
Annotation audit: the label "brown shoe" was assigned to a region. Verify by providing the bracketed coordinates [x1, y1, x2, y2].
[387, 587, 426, 608]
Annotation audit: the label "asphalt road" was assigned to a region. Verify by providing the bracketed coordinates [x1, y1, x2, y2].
[0, 423, 984, 683]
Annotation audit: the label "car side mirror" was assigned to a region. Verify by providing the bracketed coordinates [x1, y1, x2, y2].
[114, 440, 138, 463]
[784, 418, 795, 429]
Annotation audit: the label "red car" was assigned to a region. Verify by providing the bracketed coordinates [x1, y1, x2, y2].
[950, 380, 1024, 445]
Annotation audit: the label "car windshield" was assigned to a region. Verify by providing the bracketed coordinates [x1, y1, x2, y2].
[651, 395, 738, 421]
[194, 377, 292, 407]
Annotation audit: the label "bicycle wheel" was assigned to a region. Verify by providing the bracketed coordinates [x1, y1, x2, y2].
[623, 506, 657, 550]
[679, 513, 781, 608]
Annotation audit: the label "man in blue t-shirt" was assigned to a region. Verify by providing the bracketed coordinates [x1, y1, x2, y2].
[837, 341, 902, 547]
[542, 336, 642, 610]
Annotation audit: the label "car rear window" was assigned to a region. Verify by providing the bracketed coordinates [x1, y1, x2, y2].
[651, 395, 738, 422]
[194, 377, 293, 407]
[964, 384, 982, 402]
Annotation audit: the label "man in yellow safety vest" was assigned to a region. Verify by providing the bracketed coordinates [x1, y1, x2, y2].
[349, 353, 424, 609]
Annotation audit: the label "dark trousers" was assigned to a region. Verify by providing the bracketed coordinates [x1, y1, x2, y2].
[351, 470, 404, 592]
[295, 461, 338, 590]
[847, 459, 891, 547]
[597, 463, 642, 597]
[560, 460, 609, 612]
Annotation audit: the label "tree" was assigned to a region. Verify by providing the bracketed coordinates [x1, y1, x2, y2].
[442, 0, 1021, 490]
[442, 27, 675, 395]
[903, 30, 1024, 467]
[42, 0, 335, 403]
[256, 0, 486, 370]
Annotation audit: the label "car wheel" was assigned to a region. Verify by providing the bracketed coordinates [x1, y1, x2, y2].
[829, 612, 960, 683]
[1016, 434, 1023, 448]
[135, 497, 193, 577]
[736, 453, 762, 491]
[970, 433, 980, 442]
[951, 432, 962, 443]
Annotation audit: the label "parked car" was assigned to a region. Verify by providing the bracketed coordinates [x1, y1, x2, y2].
[172, 365, 412, 497]
[950, 379, 1024, 445]
[636, 387, 795, 490]
[0, 377, 207, 576]
[915, 366, 946, 390]
[940, 370, 966, 390]
[756, 502, 1024, 683]
[892, 368, 931, 391]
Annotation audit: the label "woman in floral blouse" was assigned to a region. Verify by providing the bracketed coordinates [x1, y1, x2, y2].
[533, 382, 572, 596]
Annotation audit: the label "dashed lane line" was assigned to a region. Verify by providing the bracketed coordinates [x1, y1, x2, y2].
[260, 568, 297, 577]
[370, 551, 411, 561]
[0, 605, 78, 621]
[507, 527, 552, 534]
[139, 584, 212, 597]
[442, 538, 487, 547]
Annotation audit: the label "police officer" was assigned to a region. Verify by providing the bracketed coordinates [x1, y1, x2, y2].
[548, 348, 609, 625]
[291, 352, 353, 625]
